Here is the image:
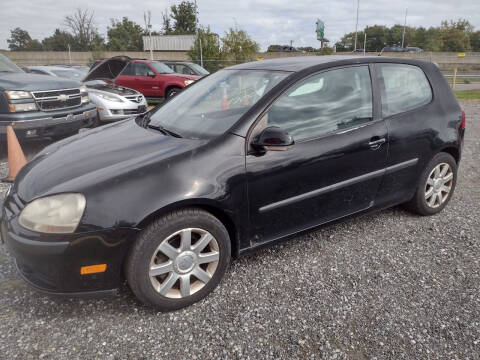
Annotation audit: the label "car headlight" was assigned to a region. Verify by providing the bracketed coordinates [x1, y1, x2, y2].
[9, 102, 38, 112]
[97, 93, 123, 102]
[19, 193, 86, 234]
[184, 80, 195, 86]
[4, 90, 33, 100]
[80, 85, 88, 94]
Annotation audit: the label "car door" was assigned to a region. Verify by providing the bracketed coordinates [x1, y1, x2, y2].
[246, 65, 388, 244]
[372, 63, 435, 207]
[132, 63, 163, 98]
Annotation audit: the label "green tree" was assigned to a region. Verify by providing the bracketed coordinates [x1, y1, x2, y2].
[188, 26, 224, 72]
[363, 25, 388, 51]
[439, 19, 472, 51]
[221, 28, 260, 63]
[107, 17, 145, 51]
[42, 29, 76, 51]
[170, 1, 196, 34]
[7, 28, 42, 51]
[470, 31, 480, 51]
[161, 9, 173, 35]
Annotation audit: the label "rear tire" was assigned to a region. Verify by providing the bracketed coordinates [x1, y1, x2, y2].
[125, 208, 231, 311]
[404, 152, 457, 216]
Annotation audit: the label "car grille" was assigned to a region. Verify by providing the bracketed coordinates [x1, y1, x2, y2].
[125, 95, 144, 103]
[123, 105, 147, 115]
[32, 88, 82, 112]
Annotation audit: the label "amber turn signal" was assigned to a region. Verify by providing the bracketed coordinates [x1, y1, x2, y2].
[80, 264, 107, 275]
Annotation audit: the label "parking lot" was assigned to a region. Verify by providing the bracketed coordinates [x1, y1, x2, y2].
[0, 101, 478, 359]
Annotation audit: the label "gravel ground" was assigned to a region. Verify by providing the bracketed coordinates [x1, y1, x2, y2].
[0, 102, 479, 359]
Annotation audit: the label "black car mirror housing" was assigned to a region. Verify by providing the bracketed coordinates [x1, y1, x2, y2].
[252, 126, 294, 151]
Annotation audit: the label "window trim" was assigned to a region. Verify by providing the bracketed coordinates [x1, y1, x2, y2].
[247, 64, 376, 146]
[374, 63, 434, 120]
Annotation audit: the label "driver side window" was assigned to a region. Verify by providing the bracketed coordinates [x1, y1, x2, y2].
[134, 63, 152, 76]
[266, 66, 373, 141]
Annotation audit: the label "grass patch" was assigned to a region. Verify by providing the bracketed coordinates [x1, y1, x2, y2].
[454, 90, 480, 101]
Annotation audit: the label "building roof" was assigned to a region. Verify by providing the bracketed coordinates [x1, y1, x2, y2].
[143, 35, 196, 51]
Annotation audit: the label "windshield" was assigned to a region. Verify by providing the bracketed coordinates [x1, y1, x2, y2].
[148, 69, 289, 139]
[150, 62, 174, 74]
[0, 54, 24, 73]
[189, 63, 209, 75]
[52, 69, 86, 80]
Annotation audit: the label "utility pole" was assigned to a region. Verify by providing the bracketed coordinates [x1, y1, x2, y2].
[354, 0, 360, 51]
[195, 0, 203, 67]
[68, 44, 72, 64]
[363, 32, 366, 55]
[144, 11, 153, 60]
[401, 8, 408, 49]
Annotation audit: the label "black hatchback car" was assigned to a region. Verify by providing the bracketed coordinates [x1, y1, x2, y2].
[1, 56, 465, 310]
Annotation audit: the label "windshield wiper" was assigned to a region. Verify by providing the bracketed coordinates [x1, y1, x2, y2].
[138, 112, 182, 138]
[147, 124, 183, 138]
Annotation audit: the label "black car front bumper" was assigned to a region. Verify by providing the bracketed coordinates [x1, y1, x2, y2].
[0, 104, 97, 140]
[1, 197, 139, 296]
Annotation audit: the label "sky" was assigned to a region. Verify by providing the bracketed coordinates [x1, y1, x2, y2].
[1, 0, 479, 51]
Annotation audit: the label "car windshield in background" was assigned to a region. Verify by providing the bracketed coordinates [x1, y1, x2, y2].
[148, 69, 289, 139]
[51, 69, 86, 80]
[0, 54, 23, 73]
[150, 62, 174, 74]
[190, 63, 210, 75]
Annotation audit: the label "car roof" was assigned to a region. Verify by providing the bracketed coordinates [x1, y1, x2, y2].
[228, 55, 429, 72]
[29, 65, 80, 71]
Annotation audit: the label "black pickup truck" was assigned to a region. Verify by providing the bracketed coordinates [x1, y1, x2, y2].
[0, 53, 97, 140]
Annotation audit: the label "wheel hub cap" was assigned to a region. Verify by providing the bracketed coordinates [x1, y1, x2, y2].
[425, 162, 453, 209]
[149, 228, 220, 299]
[174, 251, 196, 274]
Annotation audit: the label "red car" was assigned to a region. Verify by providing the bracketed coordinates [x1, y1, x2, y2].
[114, 59, 200, 99]
[90, 58, 200, 99]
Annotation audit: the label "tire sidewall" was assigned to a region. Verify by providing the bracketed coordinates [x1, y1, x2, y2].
[415, 153, 458, 215]
[128, 210, 231, 310]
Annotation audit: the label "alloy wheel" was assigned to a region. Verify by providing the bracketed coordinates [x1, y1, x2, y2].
[425, 162, 454, 208]
[149, 228, 220, 298]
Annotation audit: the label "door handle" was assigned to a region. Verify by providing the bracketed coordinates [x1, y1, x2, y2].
[368, 137, 386, 150]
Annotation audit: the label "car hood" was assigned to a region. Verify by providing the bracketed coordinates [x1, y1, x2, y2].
[86, 83, 139, 96]
[0, 72, 81, 91]
[164, 73, 201, 81]
[83, 56, 131, 82]
[15, 119, 206, 202]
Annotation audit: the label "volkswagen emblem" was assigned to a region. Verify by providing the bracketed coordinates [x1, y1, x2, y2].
[58, 94, 68, 102]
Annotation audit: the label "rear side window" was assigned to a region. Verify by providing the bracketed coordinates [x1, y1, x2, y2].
[379, 64, 432, 117]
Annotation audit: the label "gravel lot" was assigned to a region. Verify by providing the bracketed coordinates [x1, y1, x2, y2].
[0, 102, 479, 359]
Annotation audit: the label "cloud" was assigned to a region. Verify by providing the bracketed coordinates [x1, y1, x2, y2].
[1, 0, 479, 51]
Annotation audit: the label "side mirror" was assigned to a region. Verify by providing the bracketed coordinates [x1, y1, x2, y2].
[252, 126, 294, 151]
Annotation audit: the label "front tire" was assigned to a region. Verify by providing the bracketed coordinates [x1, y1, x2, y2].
[125, 208, 231, 310]
[166, 87, 181, 98]
[405, 152, 457, 216]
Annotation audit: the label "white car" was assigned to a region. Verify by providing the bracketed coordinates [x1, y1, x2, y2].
[84, 80, 148, 122]
[28, 65, 148, 123]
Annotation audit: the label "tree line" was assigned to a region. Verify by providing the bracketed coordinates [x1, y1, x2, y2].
[335, 19, 480, 52]
[5, 2, 260, 72]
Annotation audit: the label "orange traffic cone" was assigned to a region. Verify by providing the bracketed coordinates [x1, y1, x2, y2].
[2, 125, 27, 183]
[221, 87, 229, 110]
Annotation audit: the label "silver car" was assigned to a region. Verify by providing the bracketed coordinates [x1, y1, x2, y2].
[28, 65, 148, 123]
